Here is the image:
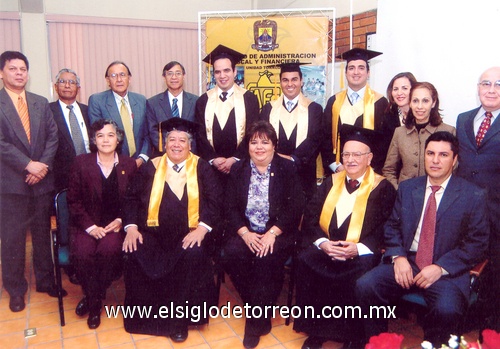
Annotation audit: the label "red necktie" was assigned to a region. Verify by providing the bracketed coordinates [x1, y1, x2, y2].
[416, 185, 440, 270]
[476, 112, 493, 146]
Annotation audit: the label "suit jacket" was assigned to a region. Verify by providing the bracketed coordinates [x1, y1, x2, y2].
[321, 93, 390, 174]
[260, 98, 323, 199]
[457, 108, 500, 233]
[146, 90, 198, 154]
[226, 155, 305, 243]
[50, 101, 91, 191]
[88, 89, 150, 158]
[383, 123, 456, 189]
[384, 175, 490, 297]
[0, 88, 58, 196]
[195, 90, 260, 161]
[301, 172, 396, 252]
[67, 153, 137, 234]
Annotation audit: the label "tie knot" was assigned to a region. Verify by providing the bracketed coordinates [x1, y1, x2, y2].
[430, 185, 440, 194]
[220, 92, 228, 101]
[286, 101, 294, 111]
[348, 179, 359, 189]
[351, 92, 360, 103]
[173, 98, 178, 103]
[485, 111, 493, 119]
[121, 98, 126, 106]
[67, 105, 74, 110]
[172, 164, 181, 172]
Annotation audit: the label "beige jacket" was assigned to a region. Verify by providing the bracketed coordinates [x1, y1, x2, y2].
[382, 123, 456, 188]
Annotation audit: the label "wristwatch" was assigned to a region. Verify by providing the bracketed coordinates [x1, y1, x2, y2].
[269, 229, 277, 236]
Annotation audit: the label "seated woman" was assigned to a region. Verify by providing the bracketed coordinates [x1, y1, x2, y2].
[121, 118, 220, 343]
[383, 81, 456, 188]
[223, 121, 304, 349]
[67, 119, 137, 329]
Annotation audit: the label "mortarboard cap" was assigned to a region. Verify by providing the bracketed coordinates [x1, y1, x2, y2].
[336, 48, 382, 64]
[156, 117, 199, 136]
[202, 44, 246, 66]
[340, 124, 383, 162]
[268, 62, 311, 74]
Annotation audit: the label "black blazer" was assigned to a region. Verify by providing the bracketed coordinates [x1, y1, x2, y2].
[50, 101, 91, 191]
[226, 155, 305, 242]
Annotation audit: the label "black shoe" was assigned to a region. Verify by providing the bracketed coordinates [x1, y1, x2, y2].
[37, 286, 68, 298]
[243, 334, 260, 349]
[9, 296, 25, 312]
[87, 312, 101, 329]
[75, 297, 89, 316]
[341, 340, 365, 349]
[170, 329, 188, 343]
[302, 336, 325, 349]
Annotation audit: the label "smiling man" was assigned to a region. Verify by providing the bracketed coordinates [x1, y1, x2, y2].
[322, 48, 390, 175]
[121, 117, 221, 343]
[294, 125, 396, 349]
[147, 61, 198, 155]
[88, 61, 150, 167]
[357, 131, 490, 348]
[259, 62, 323, 200]
[195, 45, 259, 177]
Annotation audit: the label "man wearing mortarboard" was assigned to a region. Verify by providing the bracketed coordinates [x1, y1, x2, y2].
[195, 45, 260, 179]
[260, 62, 323, 201]
[294, 125, 396, 349]
[321, 48, 390, 176]
[121, 118, 221, 343]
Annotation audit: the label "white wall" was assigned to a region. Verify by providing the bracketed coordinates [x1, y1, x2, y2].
[372, 0, 500, 124]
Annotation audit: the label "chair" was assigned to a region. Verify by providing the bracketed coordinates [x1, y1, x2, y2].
[399, 260, 488, 332]
[51, 189, 70, 326]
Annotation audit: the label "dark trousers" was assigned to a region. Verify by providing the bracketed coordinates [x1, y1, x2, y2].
[0, 192, 54, 297]
[223, 235, 292, 337]
[72, 230, 124, 300]
[356, 260, 468, 347]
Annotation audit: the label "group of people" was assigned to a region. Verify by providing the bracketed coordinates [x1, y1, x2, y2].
[1, 44, 499, 349]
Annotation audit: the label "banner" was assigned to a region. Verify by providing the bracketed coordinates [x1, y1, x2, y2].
[205, 16, 330, 108]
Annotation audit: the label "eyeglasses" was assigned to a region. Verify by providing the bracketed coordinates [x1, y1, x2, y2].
[57, 79, 78, 86]
[165, 71, 183, 78]
[108, 72, 128, 79]
[341, 151, 371, 159]
[478, 80, 500, 91]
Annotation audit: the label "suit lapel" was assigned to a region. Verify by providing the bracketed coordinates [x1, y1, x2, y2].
[161, 91, 172, 119]
[410, 179, 426, 244]
[480, 112, 500, 147]
[53, 102, 74, 147]
[105, 91, 122, 128]
[0, 89, 31, 151]
[436, 176, 461, 222]
[464, 108, 478, 147]
[115, 159, 131, 196]
[88, 156, 103, 199]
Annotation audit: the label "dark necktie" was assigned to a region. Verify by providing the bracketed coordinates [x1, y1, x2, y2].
[220, 92, 228, 102]
[415, 185, 440, 270]
[67, 105, 86, 155]
[346, 179, 359, 194]
[172, 164, 180, 172]
[476, 112, 493, 146]
[171, 98, 179, 117]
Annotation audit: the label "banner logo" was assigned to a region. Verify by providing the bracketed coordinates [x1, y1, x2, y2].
[252, 20, 279, 52]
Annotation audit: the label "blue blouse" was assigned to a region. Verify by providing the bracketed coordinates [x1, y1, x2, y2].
[245, 161, 271, 233]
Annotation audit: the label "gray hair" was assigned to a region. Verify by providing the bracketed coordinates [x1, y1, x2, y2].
[55, 68, 81, 87]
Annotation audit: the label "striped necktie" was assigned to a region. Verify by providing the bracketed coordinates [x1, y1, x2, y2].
[171, 98, 179, 117]
[17, 95, 31, 142]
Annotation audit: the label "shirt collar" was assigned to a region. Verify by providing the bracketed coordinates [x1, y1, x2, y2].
[284, 95, 300, 105]
[426, 174, 452, 191]
[167, 157, 186, 170]
[168, 90, 183, 103]
[478, 106, 500, 120]
[97, 152, 119, 166]
[112, 90, 129, 104]
[217, 85, 234, 98]
[346, 171, 366, 183]
[347, 85, 366, 100]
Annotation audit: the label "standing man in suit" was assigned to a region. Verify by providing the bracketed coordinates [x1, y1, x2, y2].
[259, 62, 323, 201]
[356, 132, 490, 348]
[88, 61, 150, 167]
[456, 66, 500, 330]
[321, 48, 390, 175]
[50, 68, 91, 192]
[147, 61, 198, 155]
[0, 51, 60, 312]
[195, 45, 260, 176]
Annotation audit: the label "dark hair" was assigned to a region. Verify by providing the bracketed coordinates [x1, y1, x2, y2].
[345, 60, 370, 73]
[246, 120, 278, 148]
[425, 131, 459, 158]
[386, 72, 417, 109]
[405, 82, 443, 129]
[213, 54, 236, 71]
[105, 61, 132, 78]
[280, 69, 303, 80]
[0, 51, 29, 70]
[89, 119, 125, 153]
[162, 61, 186, 76]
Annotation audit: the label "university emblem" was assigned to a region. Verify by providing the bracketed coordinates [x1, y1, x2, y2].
[251, 20, 279, 52]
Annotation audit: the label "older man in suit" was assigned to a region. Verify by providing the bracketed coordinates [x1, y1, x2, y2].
[50, 68, 91, 192]
[0, 51, 59, 312]
[88, 61, 150, 167]
[357, 131, 490, 348]
[456, 66, 500, 331]
[147, 61, 198, 155]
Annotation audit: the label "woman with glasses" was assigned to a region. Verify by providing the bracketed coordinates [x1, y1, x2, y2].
[383, 82, 456, 188]
[67, 119, 137, 329]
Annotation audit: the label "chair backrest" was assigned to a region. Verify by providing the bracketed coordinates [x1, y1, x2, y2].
[55, 189, 70, 246]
